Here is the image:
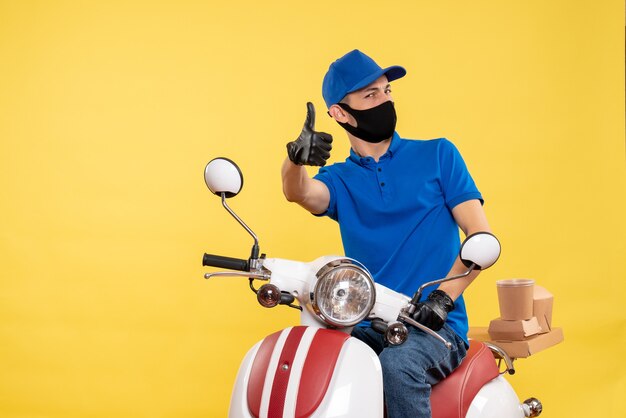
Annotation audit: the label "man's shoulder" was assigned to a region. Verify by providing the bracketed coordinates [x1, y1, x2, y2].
[399, 136, 450, 145]
[396, 136, 453, 155]
[318, 156, 354, 174]
[314, 159, 352, 183]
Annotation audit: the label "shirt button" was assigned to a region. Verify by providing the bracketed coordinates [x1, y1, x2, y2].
[380, 182, 385, 187]
[378, 168, 382, 172]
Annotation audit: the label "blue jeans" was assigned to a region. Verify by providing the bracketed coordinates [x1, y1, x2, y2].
[351, 324, 467, 418]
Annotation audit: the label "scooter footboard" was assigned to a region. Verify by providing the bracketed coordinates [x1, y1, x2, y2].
[229, 326, 384, 418]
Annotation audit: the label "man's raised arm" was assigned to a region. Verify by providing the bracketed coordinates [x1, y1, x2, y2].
[282, 102, 333, 215]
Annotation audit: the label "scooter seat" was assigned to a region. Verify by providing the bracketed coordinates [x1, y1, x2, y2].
[430, 339, 500, 418]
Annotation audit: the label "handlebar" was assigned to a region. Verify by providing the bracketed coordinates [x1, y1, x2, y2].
[202, 253, 249, 271]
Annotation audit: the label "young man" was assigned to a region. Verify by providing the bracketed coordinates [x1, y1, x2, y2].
[281, 49, 492, 418]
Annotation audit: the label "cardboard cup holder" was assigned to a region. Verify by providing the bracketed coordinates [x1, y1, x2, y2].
[471, 280, 561, 358]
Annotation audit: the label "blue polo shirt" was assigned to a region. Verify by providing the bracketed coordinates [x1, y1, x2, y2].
[313, 133, 483, 343]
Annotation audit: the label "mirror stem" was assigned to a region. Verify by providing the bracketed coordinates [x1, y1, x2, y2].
[221, 193, 260, 267]
[409, 263, 476, 309]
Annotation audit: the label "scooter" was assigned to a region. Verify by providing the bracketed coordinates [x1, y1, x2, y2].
[201, 157, 543, 418]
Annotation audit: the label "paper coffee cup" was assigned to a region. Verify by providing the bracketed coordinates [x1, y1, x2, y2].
[496, 279, 535, 320]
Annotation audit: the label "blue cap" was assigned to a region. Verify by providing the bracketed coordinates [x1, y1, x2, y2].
[322, 49, 406, 108]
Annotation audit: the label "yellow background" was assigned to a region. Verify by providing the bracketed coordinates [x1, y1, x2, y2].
[1, 1, 624, 417]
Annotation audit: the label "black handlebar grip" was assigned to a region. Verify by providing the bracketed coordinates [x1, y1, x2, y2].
[202, 253, 249, 271]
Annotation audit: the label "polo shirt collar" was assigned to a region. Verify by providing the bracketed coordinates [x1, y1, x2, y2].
[349, 131, 402, 166]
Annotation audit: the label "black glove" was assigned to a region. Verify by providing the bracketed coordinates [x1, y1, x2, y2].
[286, 102, 333, 166]
[411, 290, 455, 331]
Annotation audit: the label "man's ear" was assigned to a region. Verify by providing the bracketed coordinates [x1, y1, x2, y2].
[328, 104, 349, 123]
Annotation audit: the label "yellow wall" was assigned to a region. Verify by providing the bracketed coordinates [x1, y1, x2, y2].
[1, 1, 624, 417]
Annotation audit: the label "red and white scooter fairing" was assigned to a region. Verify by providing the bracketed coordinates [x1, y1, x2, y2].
[202, 158, 543, 418]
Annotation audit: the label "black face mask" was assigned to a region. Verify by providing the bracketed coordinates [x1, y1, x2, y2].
[336, 101, 397, 143]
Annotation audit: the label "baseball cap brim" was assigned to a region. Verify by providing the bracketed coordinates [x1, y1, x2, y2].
[345, 65, 407, 97]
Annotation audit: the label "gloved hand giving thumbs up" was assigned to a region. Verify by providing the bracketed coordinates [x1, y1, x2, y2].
[287, 102, 333, 166]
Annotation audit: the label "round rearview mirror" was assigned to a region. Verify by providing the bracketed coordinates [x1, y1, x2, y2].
[459, 232, 501, 270]
[204, 157, 243, 198]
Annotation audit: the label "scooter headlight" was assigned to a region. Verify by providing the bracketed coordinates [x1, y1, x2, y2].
[312, 258, 376, 328]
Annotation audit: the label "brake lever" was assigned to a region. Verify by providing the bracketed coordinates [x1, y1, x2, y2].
[398, 313, 452, 349]
[204, 271, 270, 280]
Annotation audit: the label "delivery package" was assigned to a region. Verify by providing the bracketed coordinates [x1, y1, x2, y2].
[488, 316, 543, 340]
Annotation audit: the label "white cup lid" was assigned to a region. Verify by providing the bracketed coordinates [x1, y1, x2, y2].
[496, 279, 535, 287]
